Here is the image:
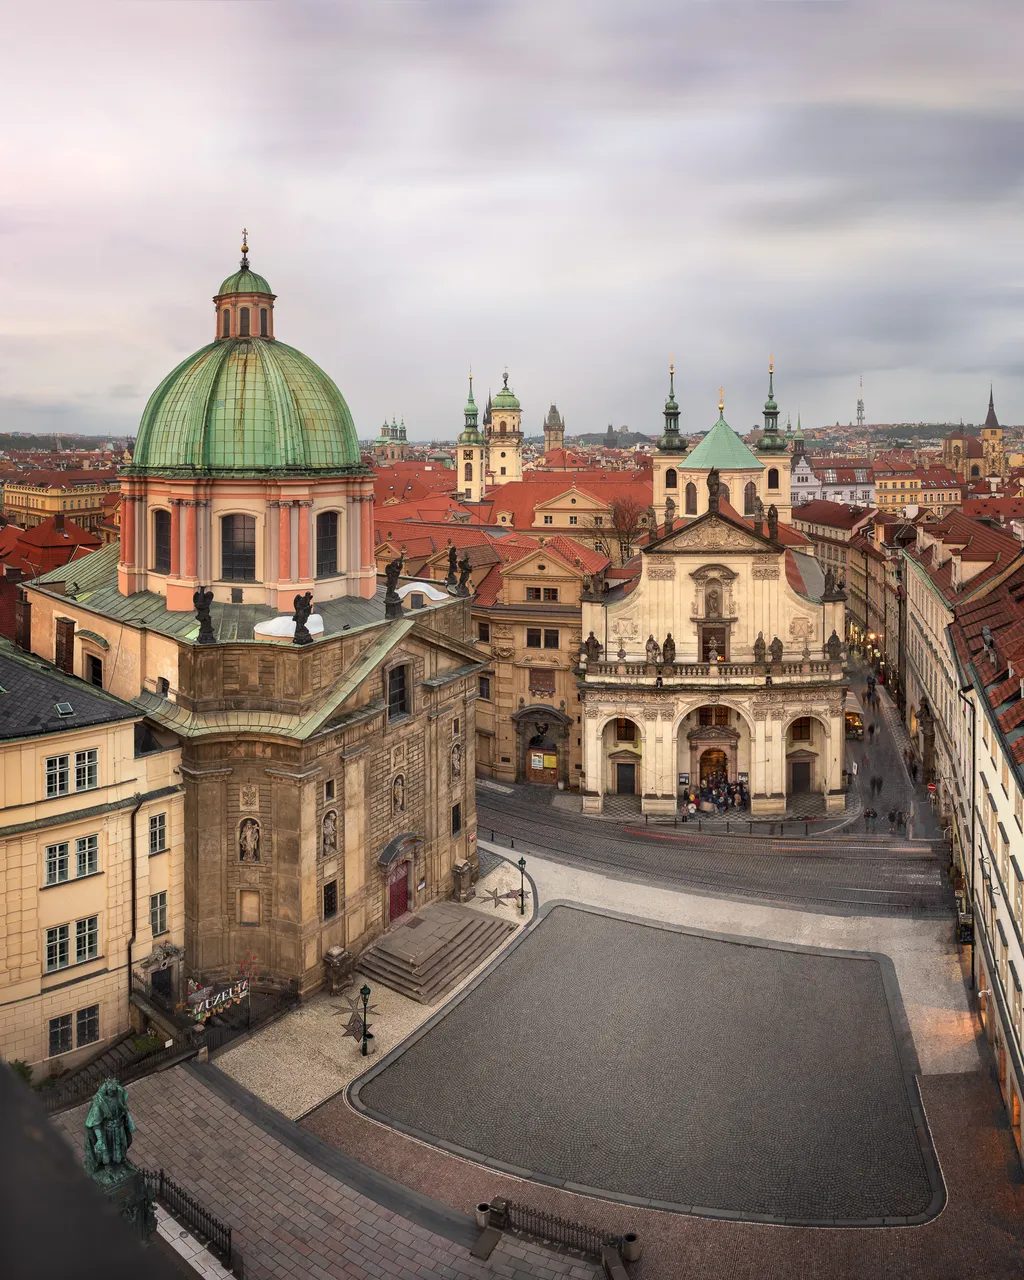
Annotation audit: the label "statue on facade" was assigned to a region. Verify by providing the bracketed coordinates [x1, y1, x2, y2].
[823, 566, 836, 596]
[663, 496, 676, 534]
[392, 774, 405, 813]
[445, 545, 458, 587]
[457, 550, 473, 596]
[451, 742, 463, 779]
[707, 468, 721, 513]
[646, 505, 658, 537]
[767, 503, 779, 541]
[384, 553, 404, 619]
[754, 496, 766, 528]
[706, 587, 721, 617]
[645, 634, 661, 665]
[581, 631, 603, 664]
[662, 633, 676, 666]
[768, 635, 784, 664]
[322, 810, 338, 855]
[824, 629, 844, 662]
[707, 642, 719, 663]
[753, 631, 766, 664]
[292, 591, 314, 645]
[193, 586, 215, 645]
[239, 817, 261, 862]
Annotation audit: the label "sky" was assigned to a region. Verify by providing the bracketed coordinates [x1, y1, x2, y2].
[1, 0, 1023, 441]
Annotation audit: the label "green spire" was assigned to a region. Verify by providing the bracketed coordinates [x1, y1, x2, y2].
[759, 355, 786, 453]
[458, 370, 484, 445]
[657, 359, 686, 454]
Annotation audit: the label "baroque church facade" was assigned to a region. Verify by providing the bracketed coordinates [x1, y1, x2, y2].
[578, 366, 849, 817]
[21, 240, 484, 1001]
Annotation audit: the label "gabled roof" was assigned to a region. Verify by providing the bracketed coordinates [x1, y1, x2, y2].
[684, 418, 763, 472]
[0, 640, 138, 741]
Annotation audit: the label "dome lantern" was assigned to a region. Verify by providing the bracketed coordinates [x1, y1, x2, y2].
[214, 230, 277, 341]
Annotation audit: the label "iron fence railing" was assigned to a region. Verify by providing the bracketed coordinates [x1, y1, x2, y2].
[500, 1200, 621, 1258]
[143, 1167, 234, 1269]
[40, 1029, 198, 1115]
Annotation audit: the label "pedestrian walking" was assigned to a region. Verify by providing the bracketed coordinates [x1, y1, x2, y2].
[888, 807, 897, 834]
[874, 775, 883, 795]
[910, 761, 918, 782]
[863, 807, 873, 833]
[896, 810, 907, 833]
[868, 722, 876, 742]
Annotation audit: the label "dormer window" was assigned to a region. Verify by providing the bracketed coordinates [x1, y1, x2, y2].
[239, 307, 250, 337]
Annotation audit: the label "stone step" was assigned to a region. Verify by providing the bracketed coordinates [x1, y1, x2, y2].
[359, 911, 516, 1004]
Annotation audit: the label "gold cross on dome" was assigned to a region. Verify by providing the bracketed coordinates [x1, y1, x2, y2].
[241, 227, 248, 253]
[719, 387, 725, 412]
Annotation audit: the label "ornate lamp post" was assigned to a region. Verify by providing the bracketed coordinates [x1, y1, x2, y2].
[360, 984, 371, 1056]
[518, 856, 527, 916]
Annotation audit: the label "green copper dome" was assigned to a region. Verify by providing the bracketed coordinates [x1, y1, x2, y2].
[217, 267, 273, 296]
[128, 338, 364, 477]
[491, 370, 520, 411]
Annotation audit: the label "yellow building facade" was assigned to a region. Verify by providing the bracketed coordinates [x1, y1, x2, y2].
[4, 472, 118, 532]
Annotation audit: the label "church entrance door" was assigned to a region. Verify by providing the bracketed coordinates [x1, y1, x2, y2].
[388, 861, 409, 923]
[790, 761, 812, 793]
[615, 762, 636, 794]
[700, 748, 728, 786]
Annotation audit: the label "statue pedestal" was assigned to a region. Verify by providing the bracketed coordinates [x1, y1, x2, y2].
[93, 1163, 156, 1246]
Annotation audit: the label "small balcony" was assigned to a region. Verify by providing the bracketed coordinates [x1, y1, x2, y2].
[581, 657, 842, 685]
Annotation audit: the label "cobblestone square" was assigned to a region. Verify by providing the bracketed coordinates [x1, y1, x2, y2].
[353, 904, 941, 1224]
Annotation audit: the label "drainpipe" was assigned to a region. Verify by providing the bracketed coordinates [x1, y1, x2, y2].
[126, 793, 144, 1018]
[957, 682, 976, 989]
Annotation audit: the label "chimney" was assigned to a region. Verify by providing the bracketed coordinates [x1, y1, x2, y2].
[54, 511, 64, 531]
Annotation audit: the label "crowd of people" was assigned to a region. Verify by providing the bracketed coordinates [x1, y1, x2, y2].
[680, 773, 749, 817]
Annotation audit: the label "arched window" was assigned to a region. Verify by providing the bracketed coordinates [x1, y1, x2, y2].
[221, 309, 231, 337]
[316, 511, 339, 577]
[259, 308, 268, 337]
[744, 481, 757, 515]
[720, 483, 731, 506]
[221, 514, 256, 581]
[768, 467, 779, 490]
[664, 468, 677, 490]
[790, 717, 812, 741]
[152, 509, 171, 574]
[239, 307, 250, 337]
[499, 422, 507, 434]
[685, 482, 697, 514]
[464, 462, 473, 481]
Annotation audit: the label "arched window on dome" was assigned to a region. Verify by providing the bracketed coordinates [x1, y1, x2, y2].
[260, 308, 268, 337]
[239, 307, 250, 337]
[464, 462, 473, 482]
[221, 514, 256, 582]
[664, 468, 677, 490]
[221, 309, 231, 338]
[767, 467, 780, 490]
[316, 511, 339, 577]
[152, 509, 171, 575]
[685, 482, 697, 514]
[744, 481, 757, 515]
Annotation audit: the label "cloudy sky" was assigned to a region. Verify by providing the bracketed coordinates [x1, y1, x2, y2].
[2, 0, 1023, 441]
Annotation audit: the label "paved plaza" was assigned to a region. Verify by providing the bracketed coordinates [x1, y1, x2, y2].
[352, 903, 940, 1224]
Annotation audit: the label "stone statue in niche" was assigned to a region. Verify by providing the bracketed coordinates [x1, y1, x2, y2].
[239, 817, 261, 862]
[753, 631, 767, 664]
[451, 742, 463, 779]
[706, 587, 721, 617]
[645, 634, 661, 664]
[662, 633, 676, 665]
[392, 774, 405, 813]
[769, 635, 784, 664]
[322, 810, 338, 856]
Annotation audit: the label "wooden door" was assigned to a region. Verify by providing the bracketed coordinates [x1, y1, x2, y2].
[791, 761, 812, 793]
[388, 863, 409, 923]
[616, 762, 636, 794]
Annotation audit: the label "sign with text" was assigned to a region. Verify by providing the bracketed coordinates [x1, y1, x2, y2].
[188, 977, 249, 1022]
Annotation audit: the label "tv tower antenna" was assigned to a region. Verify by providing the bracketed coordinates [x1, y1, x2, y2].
[856, 375, 865, 429]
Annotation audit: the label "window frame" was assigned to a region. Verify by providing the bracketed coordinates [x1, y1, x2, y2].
[543, 629, 559, 650]
[478, 674, 491, 701]
[45, 842, 70, 886]
[152, 507, 172, 575]
[75, 915, 99, 964]
[46, 754, 70, 798]
[477, 621, 490, 642]
[526, 628, 542, 649]
[149, 812, 167, 855]
[76, 835, 98, 878]
[386, 663, 410, 721]
[315, 510, 339, 578]
[150, 891, 168, 937]
[49, 1014, 73, 1057]
[220, 512, 258, 583]
[451, 802, 463, 835]
[322, 879, 339, 920]
[45, 924, 70, 973]
[75, 749, 98, 792]
[76, 1004, 100, 1048]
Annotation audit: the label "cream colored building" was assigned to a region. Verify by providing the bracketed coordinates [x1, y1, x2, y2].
[579, 470, 848, 816]
[0, 641, 182, 1079]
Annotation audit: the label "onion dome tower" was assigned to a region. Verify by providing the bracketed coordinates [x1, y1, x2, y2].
[652, 361, 687, 522]
[758, 356, 787, 454]
[120, 234, 376, 612]
[458, 372, 486, 503]
[487, 369, 523, 484]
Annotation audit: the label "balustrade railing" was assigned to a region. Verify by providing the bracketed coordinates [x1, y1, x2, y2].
[584, 658, 837, 680]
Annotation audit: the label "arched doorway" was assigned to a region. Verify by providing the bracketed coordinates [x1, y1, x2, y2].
[513, 705, 570, 787]
[388, 860, 410, 923]
[377, 831, 421, 927]
[602, 716, 641, 794]
[700, 748, 728, 785]
[785, 715, 827, 802]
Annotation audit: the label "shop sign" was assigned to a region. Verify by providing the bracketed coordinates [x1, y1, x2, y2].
[188, 977, 249, 1021]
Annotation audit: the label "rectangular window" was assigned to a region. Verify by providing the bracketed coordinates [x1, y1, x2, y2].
[543, 515, 553, 525]
[46, 755, 69, 798]
[148, 813, 167, 854]
[85, 654, 103, 689]
[150, 891, 167, 937]
[76, 835, 98, 878]
[593, 516, 604, 526]
[478, 675, 491, 700]
[48, 1014, 73, 1057]
[568, 515, 578, 526]
[477, 622, 490, 642]
[76, 1004, 100, 1047]
[387, 665, 409, 719]
[316, 511, 339, 577]
[791, 718, 812, 741]
[75, 749, 98, 792]
[525, 586, 542, 601]
[526, 628, 542, 648]
[323, 879, 338, 919]
[259, 307, 268, 337]
[324, 778, 335, 802]
[75, 916, 99, 963]
[45, 842, 70, 886]
[616, 717, 636, 742]
[46, 924, 70, 972]
[451, 803, 462, 835]
[1003, 759, 1010, 793]
[542, 588, 559, 601]
[543, 629, 559, 649]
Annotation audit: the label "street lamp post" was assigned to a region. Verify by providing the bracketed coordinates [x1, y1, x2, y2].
[518, 856, 527, 916]
[360, 983, 371, 1056]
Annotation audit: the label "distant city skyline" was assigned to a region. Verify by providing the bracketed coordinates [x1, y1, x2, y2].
[1, 2, 1022, 440]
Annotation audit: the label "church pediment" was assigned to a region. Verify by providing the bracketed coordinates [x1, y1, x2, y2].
[650, 516, 772, 555]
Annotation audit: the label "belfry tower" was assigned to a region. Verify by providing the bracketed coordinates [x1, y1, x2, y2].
[982, 385, 1006, 479]
[457, 372, 486, 503]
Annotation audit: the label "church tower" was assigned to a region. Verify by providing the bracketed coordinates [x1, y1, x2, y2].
[486, 370, 523, 484]
[651, 361, 687, 525]
[543, 404, 565, 454]
[754, 356, 792, 522]
[982, 386, 1006, 479]
[458, 373, 486, 503]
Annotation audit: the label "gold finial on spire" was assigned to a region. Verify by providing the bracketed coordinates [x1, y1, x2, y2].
[719, 387, 725, 412]
[669, 355, 674, 374]
[240, 228, 249, 270]
[769, 353, 773, 374]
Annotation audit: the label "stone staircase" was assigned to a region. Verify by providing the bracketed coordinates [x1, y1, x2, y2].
[357, 901, 517, 1004]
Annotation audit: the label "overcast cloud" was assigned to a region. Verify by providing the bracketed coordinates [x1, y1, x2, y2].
[1, 0, 1023, 440]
